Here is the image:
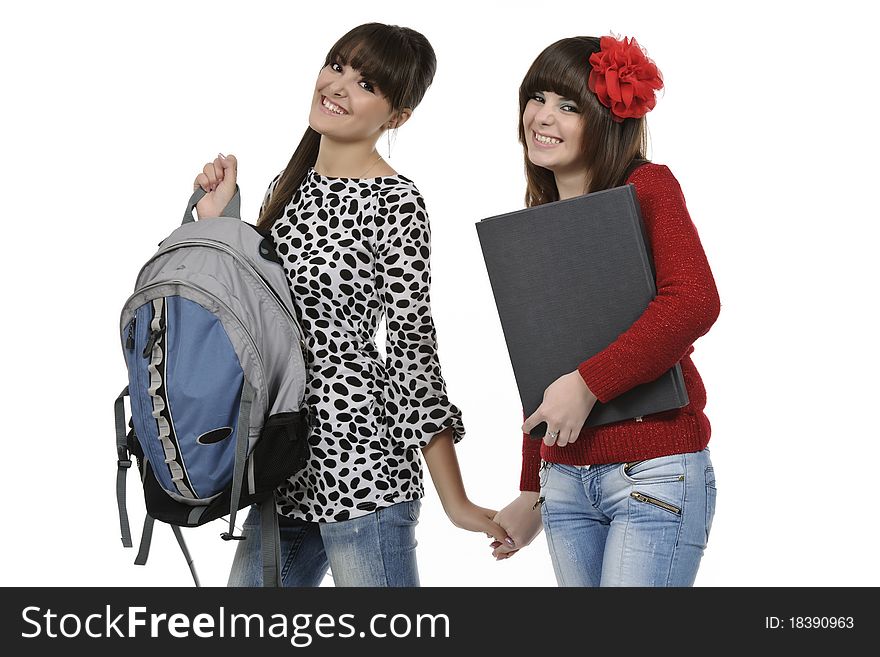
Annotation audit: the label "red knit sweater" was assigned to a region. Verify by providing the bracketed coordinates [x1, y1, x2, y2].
[520, 162, 721, 492]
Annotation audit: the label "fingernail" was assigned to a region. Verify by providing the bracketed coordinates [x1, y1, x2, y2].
[218, 152, 226, 160]
[505, 538, 516, 547]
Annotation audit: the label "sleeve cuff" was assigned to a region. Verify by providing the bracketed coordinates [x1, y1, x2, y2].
[577, 355, 619, 404]
[519, 433, 542, 492]
[388, 400, 466, 451]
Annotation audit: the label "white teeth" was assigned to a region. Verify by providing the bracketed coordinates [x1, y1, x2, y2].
[322, 97, 347, 115]
[534, 131, 561, 144]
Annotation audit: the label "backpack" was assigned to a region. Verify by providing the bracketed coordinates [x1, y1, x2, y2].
[114, 185, 310, 587]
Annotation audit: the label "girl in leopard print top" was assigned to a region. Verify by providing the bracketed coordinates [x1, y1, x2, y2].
[193, 22, 512, 587]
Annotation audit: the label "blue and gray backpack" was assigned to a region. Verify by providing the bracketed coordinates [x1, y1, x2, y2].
[114, 186, 309, 587]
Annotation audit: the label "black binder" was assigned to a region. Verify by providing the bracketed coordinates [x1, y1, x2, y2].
[475, 184, 688, 438]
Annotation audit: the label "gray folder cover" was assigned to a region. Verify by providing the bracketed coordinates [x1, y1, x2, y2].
[475, 184, 688, 438]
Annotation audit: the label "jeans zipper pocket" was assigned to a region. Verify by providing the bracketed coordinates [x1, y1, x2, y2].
[630, 491, 682, 515]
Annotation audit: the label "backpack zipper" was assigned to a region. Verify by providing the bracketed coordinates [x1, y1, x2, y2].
[630, 491, 682, 515]
[142, 329, 161, 358]
[145, 238, 306, 355]
[123, 279, 269, 417]
[142, 310, 164, 358]
[125, 317, 136, 350]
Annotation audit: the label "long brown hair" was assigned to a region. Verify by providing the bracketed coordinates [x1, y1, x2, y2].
[256, 23, 437, 234]
[518, 36, 651, 207]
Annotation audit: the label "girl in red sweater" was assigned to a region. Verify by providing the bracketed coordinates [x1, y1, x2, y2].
[490, 35, 721, 586]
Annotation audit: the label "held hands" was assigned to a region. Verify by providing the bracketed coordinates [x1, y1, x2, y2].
[193, 153, 237, 220]
[444, 499, 517, 551]
[444, 499, 514, 549]
[523, 370, 598, 447]
[420, 430, 516, 550]
[488, 492, 543, 560]
[487, 370, 597, 562]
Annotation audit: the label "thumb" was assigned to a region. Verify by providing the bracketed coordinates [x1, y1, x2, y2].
[219, 153, 237, 179]
[522, 407, 544, 434]
[484, 520, 516, 549]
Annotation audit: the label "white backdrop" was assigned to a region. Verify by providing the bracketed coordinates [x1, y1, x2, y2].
[2, 0, 878, 587]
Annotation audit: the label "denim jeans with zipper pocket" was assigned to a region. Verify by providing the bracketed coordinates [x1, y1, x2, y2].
[539, 448, 716, 586]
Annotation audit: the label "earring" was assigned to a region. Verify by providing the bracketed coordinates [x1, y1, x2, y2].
[386, 125, 397, 159]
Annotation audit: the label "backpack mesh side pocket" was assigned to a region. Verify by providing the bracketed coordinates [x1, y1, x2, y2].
[250, 411, 311, 492]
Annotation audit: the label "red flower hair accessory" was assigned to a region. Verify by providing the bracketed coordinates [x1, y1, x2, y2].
[588, 36, 664, 122]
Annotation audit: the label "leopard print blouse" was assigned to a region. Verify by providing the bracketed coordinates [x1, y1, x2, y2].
[264, 166, 465, 522]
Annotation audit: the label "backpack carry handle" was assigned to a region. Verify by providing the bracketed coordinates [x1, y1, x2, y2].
[182, 184, 241, 225]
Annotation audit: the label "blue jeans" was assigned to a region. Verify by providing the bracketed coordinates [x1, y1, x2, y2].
[539, 448, 716, 587]
[227, 499, 421, 587]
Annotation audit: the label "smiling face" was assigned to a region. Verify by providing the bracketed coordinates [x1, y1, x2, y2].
[308, 61, 398, 143]
[522, 90, 587, 178]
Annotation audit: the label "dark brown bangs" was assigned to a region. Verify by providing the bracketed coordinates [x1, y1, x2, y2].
[324, 27, 418, 111]
[518, 38, 596, 110]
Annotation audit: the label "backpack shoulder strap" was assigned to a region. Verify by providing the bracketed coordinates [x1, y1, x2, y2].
[171, 525, 201, 587]
[134, 515, 201, 587]
[114, 387, 133, 548]
[221, 380, 256, 542]
[260, 497, 282, 587]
